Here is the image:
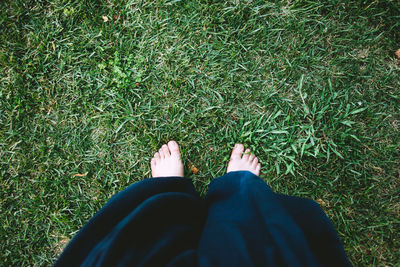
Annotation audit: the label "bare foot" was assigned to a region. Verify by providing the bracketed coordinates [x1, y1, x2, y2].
[227, 144, 261, 176]
[151, 141, 184, 177]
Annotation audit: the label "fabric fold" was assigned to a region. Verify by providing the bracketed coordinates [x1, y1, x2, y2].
[55, 172, 351, 267]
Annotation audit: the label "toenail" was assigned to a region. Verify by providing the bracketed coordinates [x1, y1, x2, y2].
[168, 141, 177, 147]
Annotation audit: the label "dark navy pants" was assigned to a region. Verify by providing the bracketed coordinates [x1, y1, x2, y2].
[55, 171, 351, 266]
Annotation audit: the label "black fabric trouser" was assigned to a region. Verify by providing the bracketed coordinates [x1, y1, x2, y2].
[55, 171, 351, 267]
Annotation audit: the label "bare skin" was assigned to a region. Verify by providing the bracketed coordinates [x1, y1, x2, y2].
[226, 144, 261, 176]
[151, 142, 261, 177]
[151, 140, 184, 177]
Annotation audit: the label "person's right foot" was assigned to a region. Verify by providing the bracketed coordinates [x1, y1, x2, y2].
[227, 144, 261, 176]
[150, 141, 184, 177]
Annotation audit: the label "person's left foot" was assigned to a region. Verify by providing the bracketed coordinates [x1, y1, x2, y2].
[151, 141, 184, 177]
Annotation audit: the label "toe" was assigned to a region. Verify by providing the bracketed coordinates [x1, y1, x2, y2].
[150, 158, 157, 177]
[168, 140, 180, 158]
[242, 148, 251, 160]
[159, 148, 165, 158]
[255, 163, 261, 175]
[162, 144, 170, 157]
[230, 144, 244, 160]
[252, 157, 259, 168]
[249, 154, 255, 162]
[154, 152, 160, 159]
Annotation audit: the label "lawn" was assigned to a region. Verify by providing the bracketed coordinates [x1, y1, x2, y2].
[1, 0, 399, 265]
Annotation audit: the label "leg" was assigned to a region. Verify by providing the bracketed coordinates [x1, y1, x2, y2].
[198, 144, 350, 266]
[56, 141, 203, 267]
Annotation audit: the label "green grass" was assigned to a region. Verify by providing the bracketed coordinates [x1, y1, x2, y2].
[1, 0, 399, 265]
